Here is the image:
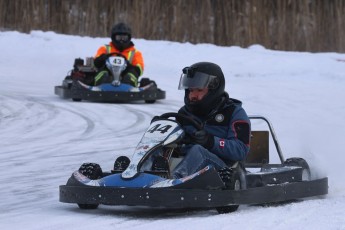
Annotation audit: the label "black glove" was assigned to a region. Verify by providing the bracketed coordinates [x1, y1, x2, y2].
[190, 130, 214, 150]
[93, 54, 108, 68]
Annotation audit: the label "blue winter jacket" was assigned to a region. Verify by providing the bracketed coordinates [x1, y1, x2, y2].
[178, 93, 251, 163]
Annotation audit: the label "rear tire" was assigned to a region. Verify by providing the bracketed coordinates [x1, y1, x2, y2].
[139, 78, 151, 87]
[284, 157, 311, 181]
[72, 98, 82, 102]
[145, 100, 156, 104]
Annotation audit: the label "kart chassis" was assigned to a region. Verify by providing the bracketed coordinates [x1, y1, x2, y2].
[59, 115, 328, 213]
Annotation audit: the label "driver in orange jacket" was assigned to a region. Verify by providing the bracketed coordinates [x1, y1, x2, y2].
[93, 22, 144, 86]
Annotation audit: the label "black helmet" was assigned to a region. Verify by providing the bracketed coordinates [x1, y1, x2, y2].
[110, 23, 132, 51]
[178, 62, 225, 116]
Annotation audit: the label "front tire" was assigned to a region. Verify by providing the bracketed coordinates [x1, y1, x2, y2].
[77, 163, 102, 209]
[77, 204, 99, 209]
[216, 163, 246, 214]
[216, 205, 240, 214]
[78, 163, 103, 180]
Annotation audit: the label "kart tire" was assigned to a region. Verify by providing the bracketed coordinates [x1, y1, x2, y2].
[216, 174, 240, 214]
[113, 156, 130, 172]
[216, 164, 246, 214]
[145, 100, 156, 104]
[78, 163, 103, 180]
[139, 78, 151, 87]
[77, 204, 99, 209]
[284, 157, 311, 181]
[216, 205, 239, 214]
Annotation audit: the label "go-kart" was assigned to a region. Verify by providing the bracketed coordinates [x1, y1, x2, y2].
[59, 113, 328, 214]
[54, 53, 166, 103]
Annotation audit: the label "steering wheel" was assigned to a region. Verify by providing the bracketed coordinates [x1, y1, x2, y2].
[157, 112, 203, 131]
[106, 52, 130, 65]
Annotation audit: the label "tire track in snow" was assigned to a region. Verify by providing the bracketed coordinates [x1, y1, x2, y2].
[0, 93, 182, 214]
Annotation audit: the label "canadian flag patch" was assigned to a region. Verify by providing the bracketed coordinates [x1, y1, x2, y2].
[219, 139, 225, 148]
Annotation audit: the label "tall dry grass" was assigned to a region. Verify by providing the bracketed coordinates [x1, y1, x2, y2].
[0, 0, 344, 52]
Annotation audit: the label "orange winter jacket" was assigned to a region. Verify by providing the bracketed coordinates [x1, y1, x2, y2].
[94, 42, 144, 76]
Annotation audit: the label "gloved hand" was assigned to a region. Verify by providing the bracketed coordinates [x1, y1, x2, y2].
[180, 133, 192, 144]
[93, 54, 108, 68]
[190, 130, 214, 150]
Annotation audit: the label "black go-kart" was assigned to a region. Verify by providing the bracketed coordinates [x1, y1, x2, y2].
[59, 113, 328, 214]
[54, 53, 166, 103]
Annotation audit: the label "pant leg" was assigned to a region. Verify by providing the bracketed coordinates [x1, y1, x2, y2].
[94, 70, 111, 85]
[172, 145, 227, 179]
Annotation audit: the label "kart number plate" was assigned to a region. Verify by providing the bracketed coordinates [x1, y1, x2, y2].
[109, 56, 125, 66]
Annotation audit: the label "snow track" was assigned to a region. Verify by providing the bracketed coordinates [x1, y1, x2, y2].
[1, 31, 345, 229]
[0, 93, 181, 218]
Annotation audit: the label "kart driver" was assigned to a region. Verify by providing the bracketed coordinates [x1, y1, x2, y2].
[172, 62, 251, 179]
[93, 22, 144, 86]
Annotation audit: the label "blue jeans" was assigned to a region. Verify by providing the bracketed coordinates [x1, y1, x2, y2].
[172, 145, 227, 179]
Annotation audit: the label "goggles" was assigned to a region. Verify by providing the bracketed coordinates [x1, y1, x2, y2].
[178, 67, 218, 90]
[114, 34, 130, 42]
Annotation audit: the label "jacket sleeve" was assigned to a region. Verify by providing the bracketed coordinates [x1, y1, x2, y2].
[210, 107, 251, 161]
[129, 50, 144, 77]
[94, 46, 107, 58]
[93, 46, 107, 68]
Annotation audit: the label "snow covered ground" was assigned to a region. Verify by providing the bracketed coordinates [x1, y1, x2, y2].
[1, 31, 345, 229]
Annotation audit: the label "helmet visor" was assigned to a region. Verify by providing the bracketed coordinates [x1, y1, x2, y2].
[114, 34, 130, 42]
[178, 71, 218, 90]
[112, 33, 131, 44]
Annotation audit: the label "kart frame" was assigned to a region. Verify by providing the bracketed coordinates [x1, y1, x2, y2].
[55, 80, 166, 103]
[59, 115, 328, 210]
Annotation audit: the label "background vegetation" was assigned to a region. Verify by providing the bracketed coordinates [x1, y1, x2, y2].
[1, 0, 344, 52]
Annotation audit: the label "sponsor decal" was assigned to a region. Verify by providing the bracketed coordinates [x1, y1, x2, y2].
[180, 165, 210, 182]
[215, 114, 224, 122]
[73, 171, 100, 186]
[136, 144, 150, 150]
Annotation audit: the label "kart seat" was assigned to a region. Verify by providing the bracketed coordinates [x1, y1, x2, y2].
[245, 131, 269, 167]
